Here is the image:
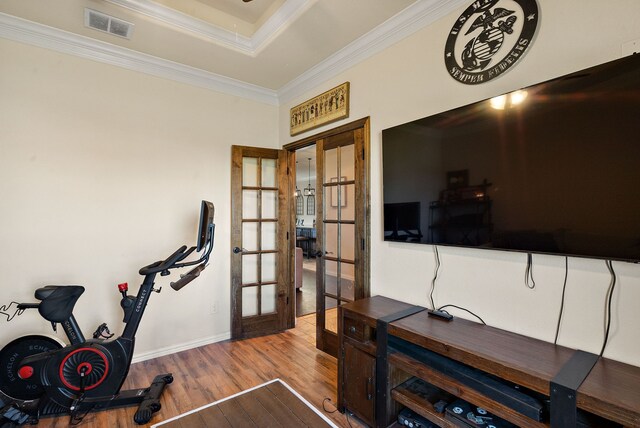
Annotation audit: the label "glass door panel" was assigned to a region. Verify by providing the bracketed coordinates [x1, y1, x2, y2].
[242, 254, 258, 284]
[243, 190, 259, 219]
[261, 253, 277, 283]
[340, 263, 355, 302]
[340, 223, 355, 261]
[242, 223, 259, 252]
[324, 148, 338, 182]
[324, 297, 338, 334]
[243, 157, 258, 187]
[261, 222, 277, 251]
[324, 223, 338, 257]
[341, 184, 355, 221]
[262, 190, 278, 218]
[324, 260, 339, 297]
[340, 144, 355, 181]
[242, 287, 258, 317]
[261, 158, 277, 187]
[262, 284, 276, 314]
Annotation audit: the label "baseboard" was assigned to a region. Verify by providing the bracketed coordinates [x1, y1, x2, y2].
[131, 332, 231, 364]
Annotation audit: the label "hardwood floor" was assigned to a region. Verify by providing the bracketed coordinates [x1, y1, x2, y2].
[34, 314, 363, 428]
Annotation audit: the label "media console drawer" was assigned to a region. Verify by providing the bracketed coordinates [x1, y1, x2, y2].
[344, 316, 373, 344]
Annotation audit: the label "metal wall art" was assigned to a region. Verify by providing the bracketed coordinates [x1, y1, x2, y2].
[444, 0, 539, 85]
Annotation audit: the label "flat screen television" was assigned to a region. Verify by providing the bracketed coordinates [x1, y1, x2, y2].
[382, 53, 640, 262]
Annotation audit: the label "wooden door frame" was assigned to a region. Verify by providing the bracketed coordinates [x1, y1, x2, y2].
[283, 117, 371, 332]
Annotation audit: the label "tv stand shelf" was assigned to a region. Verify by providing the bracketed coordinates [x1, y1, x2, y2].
[391, 377, 457, 428]
[338, 296, 640, 428]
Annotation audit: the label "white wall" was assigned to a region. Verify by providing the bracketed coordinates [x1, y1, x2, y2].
[0, 38, 279, 359]
[279, 0, 640, 366]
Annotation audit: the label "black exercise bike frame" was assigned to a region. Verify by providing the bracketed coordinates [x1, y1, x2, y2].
[2, 223, 215, 426]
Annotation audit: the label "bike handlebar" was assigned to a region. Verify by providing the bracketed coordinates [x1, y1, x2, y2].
[139, 245, 187, 276]
[138, 221, 214, 286]
[170, 264, 206, 291]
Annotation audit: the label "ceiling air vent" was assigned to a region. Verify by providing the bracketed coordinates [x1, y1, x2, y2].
[84, 9, 134, 39]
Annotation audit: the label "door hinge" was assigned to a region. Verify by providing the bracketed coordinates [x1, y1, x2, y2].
[286, 296, 289, 305]
[362, 148, 365, 160]
[362, 238, 365, 250]
[287, 166, 290, 175]
[287, 231, 289, 240]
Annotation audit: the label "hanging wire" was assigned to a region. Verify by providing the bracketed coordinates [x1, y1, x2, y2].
[554, 256, 569, 345]
[524, 253, 536, 289]
[599, 260, 617, 357]
[429, 245, 440, 310]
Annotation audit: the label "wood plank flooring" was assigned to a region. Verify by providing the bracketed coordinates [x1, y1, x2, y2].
[157, 380, 335, 428]
[34, 314, 362, 428]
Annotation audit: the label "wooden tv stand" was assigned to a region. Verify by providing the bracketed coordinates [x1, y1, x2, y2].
[338, 296, 640, 427]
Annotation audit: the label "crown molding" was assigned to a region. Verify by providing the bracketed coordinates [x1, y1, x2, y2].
[104, 0, 315, 56]
[0, 13, 278, 105]
[277, 0, 467, 104]
[1, 0, 466, 108]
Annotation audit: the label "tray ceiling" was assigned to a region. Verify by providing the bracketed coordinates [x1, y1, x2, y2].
[0, 0, 466, 97]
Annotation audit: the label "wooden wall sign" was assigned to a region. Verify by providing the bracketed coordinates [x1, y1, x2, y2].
[290, 82, 349, 136]
[444, 0, 539, 85]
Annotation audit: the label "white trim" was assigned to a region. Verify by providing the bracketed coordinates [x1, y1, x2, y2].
[278, 0, 468, 104]
[131, 331, 231, 364]
[104, 0, 315, 56]
[151, 379, 339, 427]
[0, 13, 279, 106]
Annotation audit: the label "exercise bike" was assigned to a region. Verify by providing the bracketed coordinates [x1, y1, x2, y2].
[0, 200, 215, 427]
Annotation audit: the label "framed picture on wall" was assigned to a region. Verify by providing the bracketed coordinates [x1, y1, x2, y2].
[290, 82, 350, 136]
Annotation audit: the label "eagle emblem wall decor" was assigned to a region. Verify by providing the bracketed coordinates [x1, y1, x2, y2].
[445, 0, 539, 84]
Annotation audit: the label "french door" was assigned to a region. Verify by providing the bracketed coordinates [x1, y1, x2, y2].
[231, 146, 291, 339]
[309, 119, 369, 357]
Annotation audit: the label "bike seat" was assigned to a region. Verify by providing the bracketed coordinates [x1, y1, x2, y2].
[34, 285, 85, 323]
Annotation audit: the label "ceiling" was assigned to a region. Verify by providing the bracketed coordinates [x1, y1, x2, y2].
[0, 0, 467, 100]
[151, 0, 287, 35]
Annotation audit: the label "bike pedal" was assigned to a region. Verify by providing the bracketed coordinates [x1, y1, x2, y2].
[1, 405, 31, 425]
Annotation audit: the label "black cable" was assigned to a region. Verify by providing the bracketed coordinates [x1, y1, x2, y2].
[322, 397, 352, 428]
[554, 257, 569, 345]
[524, 253, 536, 289]
[0, 301, 25, 322]
[599, 260, 617, 357]
[429, 245, 440, 310]
[69, 403, 95, 426]
[437, 304, 486, 325]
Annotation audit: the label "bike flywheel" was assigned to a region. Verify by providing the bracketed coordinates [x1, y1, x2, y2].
[0, 335, 63, 401]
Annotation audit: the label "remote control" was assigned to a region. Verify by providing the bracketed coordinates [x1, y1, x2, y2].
[427, 309, 453, 321]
